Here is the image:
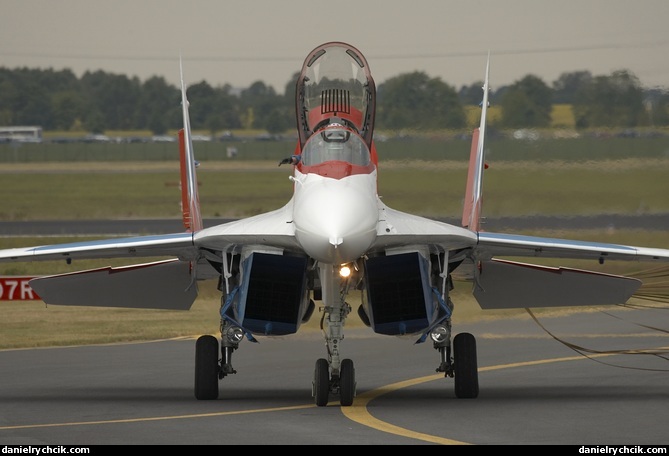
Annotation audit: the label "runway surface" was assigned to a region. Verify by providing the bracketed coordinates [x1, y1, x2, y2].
[1, 309, 667, 445]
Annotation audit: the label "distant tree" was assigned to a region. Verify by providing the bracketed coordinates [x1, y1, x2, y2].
[284, 71, 300, 104]
[3, 65, 669, 133]
[552, 71, 593, 104]
[458, 81, 485, 105]
[572, 70, 645, 128]
[241, 81, 291, 133]
[14, 80, 53, 127]
[80, 70, 141, 130]
[0, 69, 54, 127]
[646, 89, 669, 126]
[499, 74, 552, 128]
[281, 71, 300, 132]
[215, 84, 243, 131]
[178, 82, 242, 135]
[184, 80, 216, 130]
[136, 76, 179, 134]
[51, 91, 82, 130]
[33, 68, 79, 92]
[0, 69, 16, 124]
[377, 72, 466, 130]
[492, 84, 510, 102]
[82, 109, 105, 133]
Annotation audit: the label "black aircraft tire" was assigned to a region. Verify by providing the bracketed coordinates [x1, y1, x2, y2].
[453, 332, 479, 399]
[339, 358, 355, 406]
[194, 335, 219, 400]
[314, 358, 330, 407]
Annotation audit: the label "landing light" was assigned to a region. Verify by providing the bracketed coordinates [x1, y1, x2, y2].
[339, 265, 351, 278]
[430, 325, 449, 343]
[225, 326, 244, 343]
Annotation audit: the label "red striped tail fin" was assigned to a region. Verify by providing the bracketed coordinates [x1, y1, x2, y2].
[461, 52, 490, 232]
[462, 128, 483, 231]
[178, 61, 203, 232]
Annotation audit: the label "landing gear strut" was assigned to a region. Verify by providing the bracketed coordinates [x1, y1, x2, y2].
[312, 263, 356, 406]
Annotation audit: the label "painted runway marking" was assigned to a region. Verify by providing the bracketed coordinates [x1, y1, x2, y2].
[3, 344, 666, 444]
[0, 353, 589, 442]
[341, 354, 592, 445]
[0, 404, 317, 430]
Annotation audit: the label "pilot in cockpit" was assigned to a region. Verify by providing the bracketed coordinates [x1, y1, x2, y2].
[279, 118, 369, 167]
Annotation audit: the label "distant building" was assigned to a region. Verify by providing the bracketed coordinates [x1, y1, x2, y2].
[0, 126, 42, 143]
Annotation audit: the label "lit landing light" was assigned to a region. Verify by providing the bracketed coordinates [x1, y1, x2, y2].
[339, 265, 351, 278]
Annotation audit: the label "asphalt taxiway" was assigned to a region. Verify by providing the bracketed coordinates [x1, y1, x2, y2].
[1, 310, 667, 445]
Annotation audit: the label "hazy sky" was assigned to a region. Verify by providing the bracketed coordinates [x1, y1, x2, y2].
[2, 0, 668, 94]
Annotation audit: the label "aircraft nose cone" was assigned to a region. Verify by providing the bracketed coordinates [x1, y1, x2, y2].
[293, 178, 378, 264]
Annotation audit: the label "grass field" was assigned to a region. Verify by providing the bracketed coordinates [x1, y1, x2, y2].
[1, 152, 669, 349]
[2, 157, 669, 220]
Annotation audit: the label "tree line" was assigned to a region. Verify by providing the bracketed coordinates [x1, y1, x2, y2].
[0, 66, 667, 135]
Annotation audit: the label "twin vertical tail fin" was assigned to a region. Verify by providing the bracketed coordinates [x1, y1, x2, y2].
[178, 59, 203, 232]
[461, 52, 490, 232]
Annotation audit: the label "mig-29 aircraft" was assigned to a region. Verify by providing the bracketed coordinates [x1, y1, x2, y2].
[2, 41, 669, 407]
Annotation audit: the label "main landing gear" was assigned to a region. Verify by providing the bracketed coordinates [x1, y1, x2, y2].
[194, 262, 476, 403]
[194, 328, 477, 403]
[313, 357, 355, 407]
[434, 328, 479, 399]
[194, 319, 242, 401]
[194, 335, 219, 400]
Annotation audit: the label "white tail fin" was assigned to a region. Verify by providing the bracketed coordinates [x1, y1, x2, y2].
[178, 59, 203, 232]
[461, 52, 490, 232]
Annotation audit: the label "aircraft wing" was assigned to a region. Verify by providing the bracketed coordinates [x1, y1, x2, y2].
[371, 203, 478, 253]
[0, 232, 202, 310]
[475, 231, 669, 262]
[372, 199, 668, 313]
[455, 230, 669, 310]
[0, 205, 300, 265]
[193, 203, 300, 254]
[371, 207, 669, 311]
[0, 232, 197, 263]
[0, 208, 301, 311]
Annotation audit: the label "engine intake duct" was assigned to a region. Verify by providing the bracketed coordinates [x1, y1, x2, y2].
[238, 253, 308, 335]
[364, 252, 433, 335]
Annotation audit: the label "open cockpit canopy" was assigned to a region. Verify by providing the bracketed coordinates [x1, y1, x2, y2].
[295, 42, 376, 150]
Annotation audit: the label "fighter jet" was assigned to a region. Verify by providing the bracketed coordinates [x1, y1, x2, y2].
[2, 42, 668, 407]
